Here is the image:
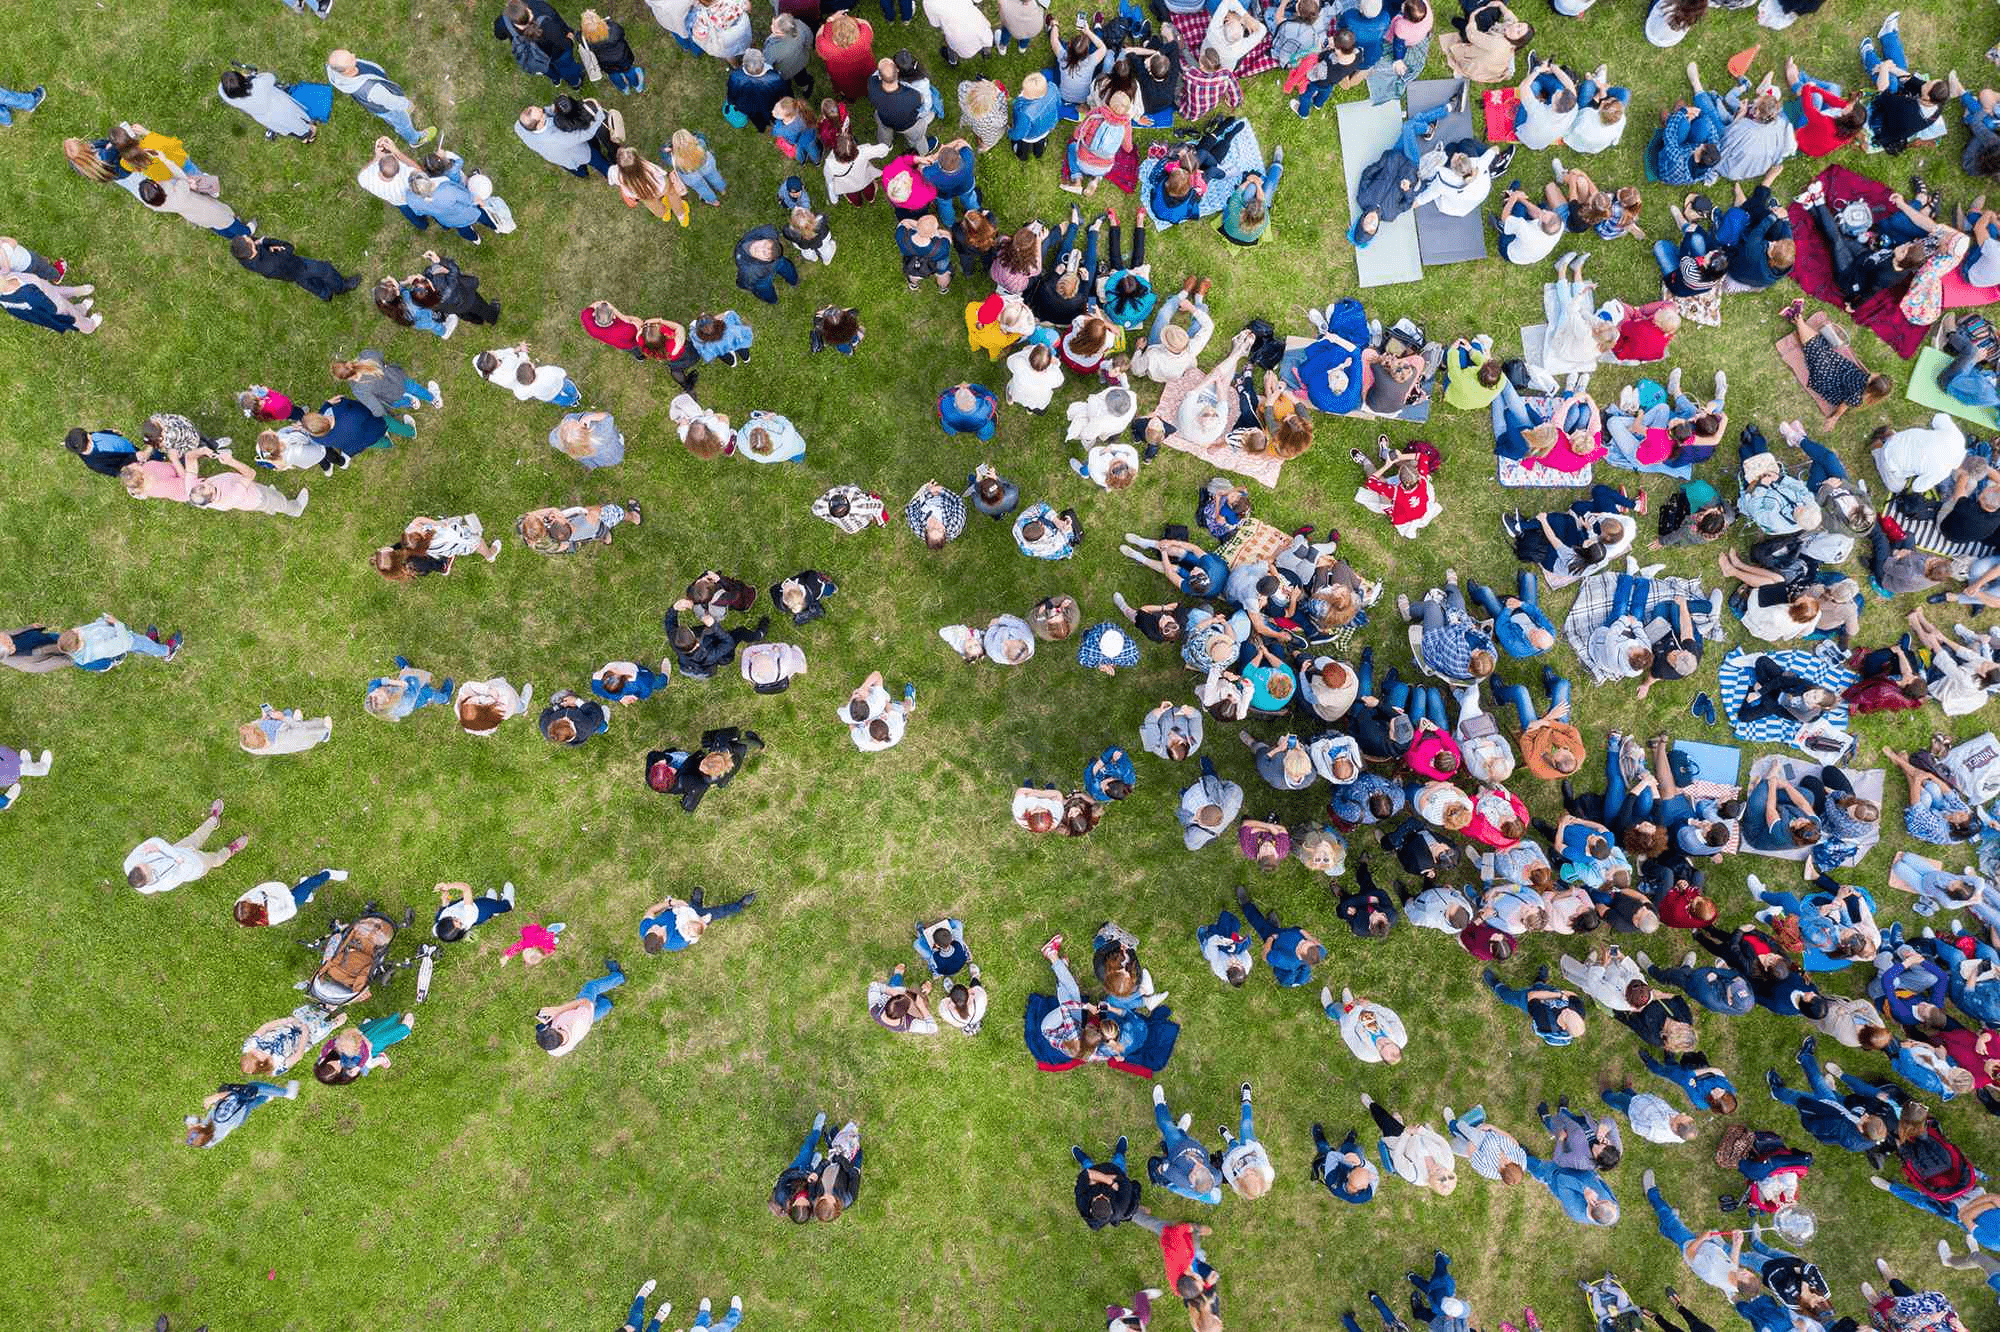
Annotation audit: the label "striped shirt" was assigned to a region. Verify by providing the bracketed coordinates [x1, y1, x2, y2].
[1449, 1120, 1526, 1180]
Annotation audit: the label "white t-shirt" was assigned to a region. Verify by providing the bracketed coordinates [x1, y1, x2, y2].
[1515, 92, 1572, 151]
[125, 838, 206, 894]
[1221, 1140, 1274, 1196]
[355, 157, 414, 206]
[838, 683, 890, 726]
[236, 882, 302, 925]
[1644, 0, 1691, 45]
[1878, 414, 1967, 493]
[1006, 347, 1065, 409]
[1503, 210, 1563, 265]
[1565, 101, 1627, 155]
[742, 641, 807, 688]
[851, 702, 908, 751]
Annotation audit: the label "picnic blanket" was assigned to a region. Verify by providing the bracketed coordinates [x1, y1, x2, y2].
[1908, 345, 2000, 431]
[1218, 516, 1293, 568]
[1774, 311, 1862, 427]
[1482, 87, 1519, 141]
[1562, 571, 1723, 677]
[1337, 97, 1424, 288]
[1167, 11, 1280, 80]
[1788, 165, 1926, 359]
[1134, 120, 1266, 224]
[1674, 739, 1743, 856]
[1527, 288, 1610, 378]
[1059, 127, 1141, 193]
[1407, 78, 1488, 267]
[1739, 755, 1886, 863]
[1498, 455, 1593, 487]
[1669, 284, 1723, 329]
[1023, 993, 1181, 1076]
[1888, 497, 1994, 562]
[1152, 366, 1287, 488]
[1717, 646, 1856, 745]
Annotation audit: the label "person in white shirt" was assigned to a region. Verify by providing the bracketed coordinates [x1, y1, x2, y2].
[456, 677, 535, 734]
[1368, 1093, 1457, 1196]
[1202, 0, 1268, 72]
[843, 671, 917, 750]
[1326, 986, 1408, 1063]
[1416, 144, 1500, 217]
[939, 966, 988, 1034]
[1219, 1082, 1276, 1199]
[233, 868, 348, 927]
[1400, 882, 1475, 934]
[238, 704, 333, 754]
[1600, 1077, 1698, 1145]
[1072, 440, 1141, 490]
[1308, 732, 1362, 785]
[1564, 64, 1631, 155]
[1559, 944, 1650, 1012]
[1136, 284, 1216, 383]
[1872, 413, 1968, 494]
[925, 0, 996, 63]
[1513, 59, 1579, 150]
[742, 640, 808, 693]
[125, 798, 248, 893]
[1005, 342, 1065, 410]
[1493, 187, 1565, 264]
[474, 343, 580, 404]
[669, 392, 733, 459]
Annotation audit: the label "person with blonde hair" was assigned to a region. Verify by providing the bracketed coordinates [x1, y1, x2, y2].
[238, 705, 333, 755]
[1366, 1093, 1457, 1196]
[580, 9, 645, 91]
[667, 128, 729, 204]
[610, 145, 688, 223]
[956, 77, 1007, 150]
[549, 410, 625, 469]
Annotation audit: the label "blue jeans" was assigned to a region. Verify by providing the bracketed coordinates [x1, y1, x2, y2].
[1368, 1294, 1401, 1329]
[578, 961, 625, 1020]
[624, 1293, 661, 1332]
[1862, 27, 1907, 81]
[692, 1309, 741, 1332]
[1653, 225, 1708, 280]
[1356, 645, 1374, 699]
[127, 633, 174, 659]
[934, 185, 980, 227]
[549, 378, 581, 407]
[1646, 1186, 1698, 1247]
[0, 84, 39, 125]
[369, 102, 425, 146]
[292, 869, 332, 908]
[390, 377, 435, 410]
[1073, 1137, 1130, 1171]
[214, 219, 254, 240]
[1299, 77, 1337, 115]
[1608, 572, 1650, 626]
[787, 1119, 822, 1174]
[1796, 433, 1848, 488]
[395, 202, 431, 230]
[1410, 1252, 1454, 1306]
[1485, 977, 1534, 1013]
[1393, 103, 1448, 162]
[677, 157, 727, 204]
[609, 66, 645, 92]
[1601, 1088, 1637, 1116]
[1496, 670, 1571, 732]
[1959, 95, 2000, 134]
[1791, 71, 1843, 97]
[879, 0, 915, 18]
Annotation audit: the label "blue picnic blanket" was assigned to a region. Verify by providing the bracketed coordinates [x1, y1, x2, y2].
[1717, 646, 1857, 745]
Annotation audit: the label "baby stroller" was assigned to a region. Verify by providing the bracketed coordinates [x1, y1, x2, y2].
[299, 904, 414, 1007]
[1580, 1275, 1642, 1332]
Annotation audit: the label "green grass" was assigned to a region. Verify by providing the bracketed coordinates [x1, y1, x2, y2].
[6, 1, 2000, 1329]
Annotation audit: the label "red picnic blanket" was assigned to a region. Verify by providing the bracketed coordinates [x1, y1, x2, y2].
[1167, 11, 1280, 80]
[1786, 164, 1925, 359]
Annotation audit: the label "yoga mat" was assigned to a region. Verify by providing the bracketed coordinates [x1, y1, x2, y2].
[1408, 78, 1489, 266]
[1908, 345, 2000, 431]
[1774, 311, 1854, 427]
[1674, 739, 1741, 787]
[1337, 97, 1424, 289]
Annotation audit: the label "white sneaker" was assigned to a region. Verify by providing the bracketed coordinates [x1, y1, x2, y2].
[1177, 1112, 1193, 1131]
[637, 1279, 657, 1299]
[730, 1297, 743, 1312]
[284, 1080, 301, 1097]
[442, 313, 459, 339]
[1152, 1084, 1166, 1106]
[427, 379, 443, 407]
[1713, 369, 1728, 401]
[502, 881, 516, 904]
[700, 1298, 712, 1313]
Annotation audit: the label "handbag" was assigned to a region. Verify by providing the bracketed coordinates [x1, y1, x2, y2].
[721, 100, 749, 128]
[575, 36, 604, 81]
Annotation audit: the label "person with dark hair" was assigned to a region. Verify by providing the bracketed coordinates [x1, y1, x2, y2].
[125, 798, 247, 894]
[1860, 14, 1945, 156]
[184, 1079, 300, 1147]
[1481, 966, 1588, 1045]
[533, 957, 624, 1056]
[657, 728, 765, 813]
[1074, 1136, 1142, 1228]
[231, 234, 359, 300]
[770, 1112, 828, 1223]
[432, 880, 515, 943]
[217, 63, 332, 139]
[1084, 746, 1136, 803]
[61, 426, 140, 477]
[1234, 884, 1324, 986]
[494, 0, 584, 87]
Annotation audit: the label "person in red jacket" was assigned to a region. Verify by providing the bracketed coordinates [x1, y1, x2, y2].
[1134, 1211, 1223, 1329]
[1466, 783, 1528, 849]
[1786, 56, 1869, 157]
[1612, 298, 1680, 362]
[816, 13, 877, 101]
[1843, 642, 1929, 714]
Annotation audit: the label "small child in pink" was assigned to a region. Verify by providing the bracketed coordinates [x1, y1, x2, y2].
[500, 921, 565, 966]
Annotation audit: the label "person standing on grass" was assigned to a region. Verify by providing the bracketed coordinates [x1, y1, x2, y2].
[125, 798, 248, 894]
[616, 1279, 670, 1332]
[326, 49, 436, 147]
[639, 885, 756, 952]
[495, 0, 585, 88]
[332, 350, 442, 424]
[1075, 1135, 1142, 1228]
[534, 957, 625, 1056]
[136, 159, 254, 239]
[0, 744, 50, 812]
[233, 866, 347, 926]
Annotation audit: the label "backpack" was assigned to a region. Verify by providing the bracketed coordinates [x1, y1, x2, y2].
[510, 30, 556, 77]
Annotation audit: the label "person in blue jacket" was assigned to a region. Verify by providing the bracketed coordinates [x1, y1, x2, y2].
[1008, 71, 1062, 159]
[1523, 1152, 1619, 1225]
[1764, 1034, 1893, 1153]
[733, 225, 800, 303]
[936, 382, 998, 439]
[1084, 745, 1136, 802]
[1147, 1083, 1223, 1205]
[1310, 1124, 1378, 1203]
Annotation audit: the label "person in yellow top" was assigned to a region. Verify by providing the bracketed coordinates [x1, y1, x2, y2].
[964, 292, 1031, 360]
[1442, 333, 1506, 411]
[104, 122, 195, 182]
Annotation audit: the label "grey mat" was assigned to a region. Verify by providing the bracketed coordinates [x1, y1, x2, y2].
[1407, 77, 1489, 266]
[1337, 97, 1424, 288]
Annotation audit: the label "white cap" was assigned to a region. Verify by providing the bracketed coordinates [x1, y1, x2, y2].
[1098, 629, 1129, 658]
[1441, 1299, 1467, 1319]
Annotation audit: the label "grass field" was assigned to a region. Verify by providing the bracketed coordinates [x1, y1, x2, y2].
[7, 0, 2000, 1328]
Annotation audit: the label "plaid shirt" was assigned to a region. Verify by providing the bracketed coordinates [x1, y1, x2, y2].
[1448, 1120, 1526, 1181]
[1905, 785, 1970, 844]
[1329, 772, 1403, 824]
[1076, 623, 1140, 670]
[904, 486, 966, 542]
[1420, 617, 1494, 680]
[1177, 66, 1242, 121]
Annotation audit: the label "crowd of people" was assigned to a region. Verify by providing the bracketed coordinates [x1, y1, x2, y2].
[17, 0, 2000, 1326]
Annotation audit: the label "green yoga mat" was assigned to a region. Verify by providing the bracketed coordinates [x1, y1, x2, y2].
[1907, 345, 1999, 431]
